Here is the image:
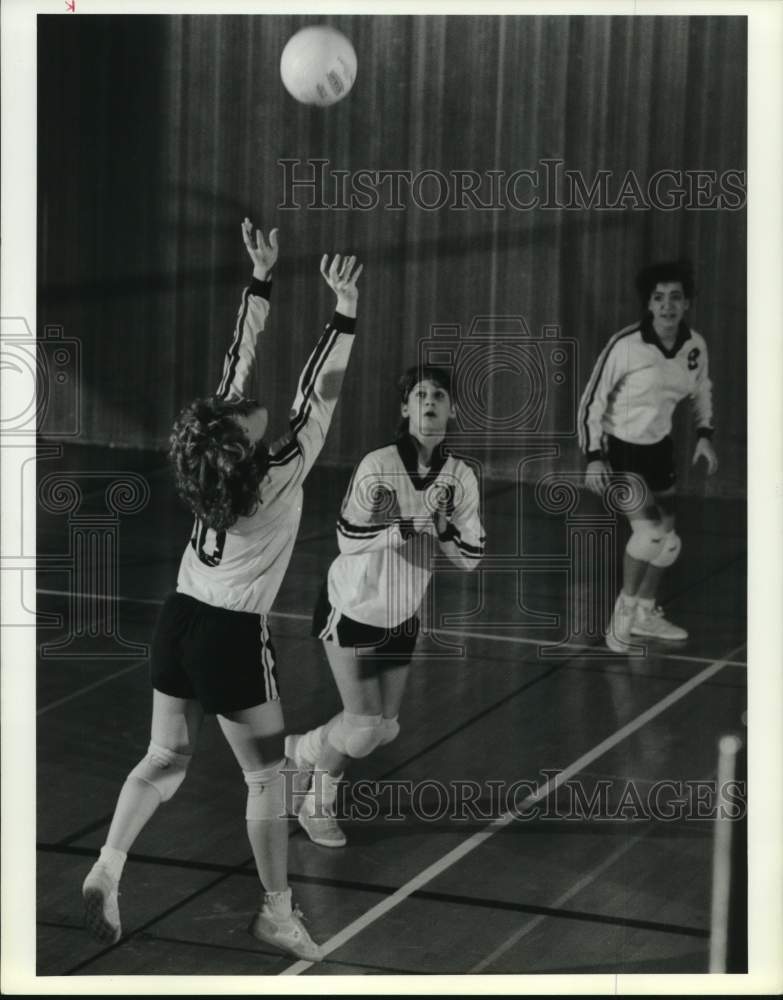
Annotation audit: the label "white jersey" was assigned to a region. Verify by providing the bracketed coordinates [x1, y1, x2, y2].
[578, 318, 713, 455]
[327, 435, 485, 629]
[176, 278, 356, 615]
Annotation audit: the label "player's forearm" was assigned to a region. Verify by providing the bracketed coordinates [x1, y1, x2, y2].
[216, 280, 271, 400]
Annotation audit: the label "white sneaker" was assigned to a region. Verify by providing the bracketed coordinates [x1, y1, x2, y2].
[631, 605, 688, 640]
[284, 734, 314, 817]
[298, 771, 347, 848]
[82, 863, 121, 944]
[298, 802, 347, 848]
[248, 902, 323, 962]
[606, 594, 636, 652]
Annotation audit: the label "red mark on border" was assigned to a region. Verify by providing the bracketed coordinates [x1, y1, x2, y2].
[66, 0, 76, 11]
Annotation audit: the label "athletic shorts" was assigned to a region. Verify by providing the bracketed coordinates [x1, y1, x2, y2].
[606, 434, 676, 495]
[311, 581, 419, 666]
[150, 592, 279, 714]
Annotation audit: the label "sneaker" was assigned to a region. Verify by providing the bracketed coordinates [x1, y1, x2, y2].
[298, 802, 347, 848]
[606, 593, 636, 652]
[82, 864, 121, 944]
[284, 734, 314, 817]
[248, 903, 323, 962]
[631, 605, 688, 640]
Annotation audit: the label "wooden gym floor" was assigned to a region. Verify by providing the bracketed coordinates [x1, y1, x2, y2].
[35, 444, 746, 977]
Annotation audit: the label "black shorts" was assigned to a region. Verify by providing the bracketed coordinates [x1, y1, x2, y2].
[150, 593, 279, 714]
[311, 582, 419, 666]
[606, 435, 676, 495]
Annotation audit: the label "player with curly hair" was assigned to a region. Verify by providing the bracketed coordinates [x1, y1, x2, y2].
[578, 259, 718, 652]
[81, 219, 363, 961]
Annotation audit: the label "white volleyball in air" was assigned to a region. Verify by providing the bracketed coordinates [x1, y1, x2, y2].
[280, 25, 357, 107]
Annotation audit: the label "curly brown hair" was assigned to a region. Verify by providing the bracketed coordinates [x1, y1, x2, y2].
[169, 397, 269, 531]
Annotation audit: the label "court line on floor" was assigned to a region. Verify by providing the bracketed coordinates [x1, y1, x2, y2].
[36, 659, 148, 716]
[35, 588, 748, 669]
[279, 641, 745, 975]
[38, 841, 709, 941]
[469, 830, 648, 972]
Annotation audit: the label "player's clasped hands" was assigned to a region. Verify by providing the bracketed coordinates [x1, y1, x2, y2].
[242, 218, 279, 281]
[585, 458, 612, 496]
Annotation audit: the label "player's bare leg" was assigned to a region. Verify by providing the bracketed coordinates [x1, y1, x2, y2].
[220, 700, 322, 961]
[82, 691, 202, 943]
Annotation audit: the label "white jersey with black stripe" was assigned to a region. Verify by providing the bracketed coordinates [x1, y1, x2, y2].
[578, 317, 713, 454]
[326, 435, 485, 629]
[176, 279, 356, 615]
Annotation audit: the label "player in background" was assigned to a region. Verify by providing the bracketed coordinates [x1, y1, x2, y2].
[578, 260, 718, 652]
[81, 220, 363, 961]
[286, 366, 485, 847]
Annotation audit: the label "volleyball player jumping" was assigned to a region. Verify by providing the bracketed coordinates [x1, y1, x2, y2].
[286, 365, 485, 847]
[578, 260, 718, 652]
[81, 220, 363, 960]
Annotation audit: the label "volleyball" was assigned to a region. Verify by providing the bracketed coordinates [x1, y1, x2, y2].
[280, 26, 357, 107]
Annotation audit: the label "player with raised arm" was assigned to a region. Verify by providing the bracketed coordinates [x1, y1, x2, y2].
[286, 366, 485, 847]
[578, 260, 718, 652]
[81, 220, 363, 961]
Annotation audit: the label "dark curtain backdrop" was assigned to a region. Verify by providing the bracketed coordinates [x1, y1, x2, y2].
[38, 15, 746, 494]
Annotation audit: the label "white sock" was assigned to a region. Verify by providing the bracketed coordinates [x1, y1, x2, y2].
[98, 845, 127, 881]
[620, 591, 638, 608]
[305, 770, 342, 816]
[264, 887, 292, 917]
[322, 772, 342, 806]
[637, 597, 655, 612]
[297, 726, 325, 767]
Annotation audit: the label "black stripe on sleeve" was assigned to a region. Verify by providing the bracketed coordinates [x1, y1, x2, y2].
[217, 288, 251, 399]
[337, 515, 384, 538]
[579, 326, 639, 453]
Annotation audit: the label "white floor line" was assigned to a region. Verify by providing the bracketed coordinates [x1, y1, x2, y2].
[279, 643, 745, 975]
[35, 589, 748, 669]
[469, 831, 647, 973]
[37, 659, 148, 715]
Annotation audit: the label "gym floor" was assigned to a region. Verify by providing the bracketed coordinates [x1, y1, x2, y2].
[35, 443, 746, 977]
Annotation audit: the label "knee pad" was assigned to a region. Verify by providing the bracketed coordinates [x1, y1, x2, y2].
[327, 712, 384, 758]
[649, 530, 681, 568]
[377, 716, 400, 747]
[626, 520, 665, 563]
[243, 760, 287, 821]
[128, 741, 191, 802]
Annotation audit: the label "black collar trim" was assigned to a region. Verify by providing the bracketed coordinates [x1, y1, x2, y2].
[395, 433, 450, 490]
[640, 315, 692, 359]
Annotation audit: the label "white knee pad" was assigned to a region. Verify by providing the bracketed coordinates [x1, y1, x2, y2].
[243, 760, 287, 821]
[377, 716, 400, 747]
[327, 712, 384, 758]
[626, 520, 665, 563]
[128, 741, 191, 802]
[649, 530, 682, 568]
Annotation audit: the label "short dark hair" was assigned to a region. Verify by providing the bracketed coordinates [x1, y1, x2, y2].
[397, 365, 452, 403]
[168, 396, 269, 531]
[635, 260, 695, 303]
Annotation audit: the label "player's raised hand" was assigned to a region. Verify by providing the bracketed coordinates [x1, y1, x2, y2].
[242, 219, 279, 281]
[320, 254, 363, 318]
[692, 437, 718, 475]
